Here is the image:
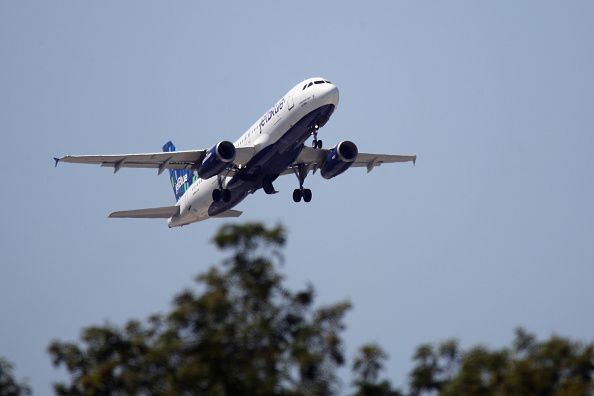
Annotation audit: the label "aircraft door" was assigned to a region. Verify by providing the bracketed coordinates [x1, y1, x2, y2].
[288, 94, 295, 111]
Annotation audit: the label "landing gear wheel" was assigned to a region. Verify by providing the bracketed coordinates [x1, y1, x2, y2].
[222, 189, 231, 202]
[292, 164, 314, 203]
[316, 140, 323, 149]
[212, 189, 222, 202]
[302, 188, 312, 202]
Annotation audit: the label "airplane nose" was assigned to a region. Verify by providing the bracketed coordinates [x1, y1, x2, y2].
[323, 84, 340, 107]
[329, 85, 339, 105]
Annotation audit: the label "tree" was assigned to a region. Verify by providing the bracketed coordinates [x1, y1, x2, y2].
[409, 339, 460, 395]
[351, 344, 402, 396]
[408, 329, 594, 396]
[48, 223, 351, 395]
[0, 357, 31, 396]
[47, 222, 594, 395]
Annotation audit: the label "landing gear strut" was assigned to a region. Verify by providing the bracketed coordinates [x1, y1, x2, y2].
[311, 124, 323, 149]
[292, 163, 312, 203]
[212, 174, 231, 203]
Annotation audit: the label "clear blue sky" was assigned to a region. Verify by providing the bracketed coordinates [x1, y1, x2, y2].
[2, 1, 593, 393]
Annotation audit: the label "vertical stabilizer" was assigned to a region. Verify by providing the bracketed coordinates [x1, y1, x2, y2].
[163, 141, 196, 202]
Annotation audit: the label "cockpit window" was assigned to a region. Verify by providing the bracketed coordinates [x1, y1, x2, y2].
[304, 80, 327, 90]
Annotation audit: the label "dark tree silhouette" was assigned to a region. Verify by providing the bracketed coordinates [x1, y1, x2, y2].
[46, 222, 594, 396]
[408, 328, 594, 396]
[0, 358, 31, 396]
[351, 344, 402, 396]
[48, 223, 351, 395]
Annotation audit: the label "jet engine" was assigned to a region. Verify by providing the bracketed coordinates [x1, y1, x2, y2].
[197, 141, 236, 179]
[320, 140, 358, 179]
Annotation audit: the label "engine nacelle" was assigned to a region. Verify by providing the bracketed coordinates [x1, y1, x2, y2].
[197, 141, 236, 179]
[320, 140, 358, 179]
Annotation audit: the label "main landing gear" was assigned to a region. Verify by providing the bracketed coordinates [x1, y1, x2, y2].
[212, 175, 231, 203]
[311, 124, 323, 149]
[292, 163, 312, 203]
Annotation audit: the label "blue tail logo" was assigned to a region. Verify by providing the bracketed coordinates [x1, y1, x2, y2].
[163, 141, 196, 202]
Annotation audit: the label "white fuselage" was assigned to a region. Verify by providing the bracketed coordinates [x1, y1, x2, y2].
[168, 78, 339, 227]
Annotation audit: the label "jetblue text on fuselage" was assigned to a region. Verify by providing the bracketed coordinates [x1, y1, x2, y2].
[259, 99, 285, 128]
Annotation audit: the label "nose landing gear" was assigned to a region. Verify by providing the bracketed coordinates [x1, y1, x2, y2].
[311, 124, 323, 149]
[292, 163, 312, 203]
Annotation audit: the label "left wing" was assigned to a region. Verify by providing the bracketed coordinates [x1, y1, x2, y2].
[284, 146, 416, 175]
[54, 146, 255, 175]
[353, 152, 417, 172]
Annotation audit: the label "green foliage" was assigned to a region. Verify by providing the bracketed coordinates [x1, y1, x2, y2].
[353, 344, 388, 384]
[0, 358, 31, 396]
[351, 345, 402, 396]
[46, 222, 594, 396]
[409, 329, 594, 396]
[409, 339, 460, 395]
[48, 222, 350, 395]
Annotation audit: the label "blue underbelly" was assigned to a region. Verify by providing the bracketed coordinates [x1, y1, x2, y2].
[207, 104, 334, 216]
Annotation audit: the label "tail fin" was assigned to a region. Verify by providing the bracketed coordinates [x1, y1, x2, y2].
[163, 141, 196, 202]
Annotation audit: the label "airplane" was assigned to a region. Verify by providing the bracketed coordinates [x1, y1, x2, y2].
[54, 77, 416, 227]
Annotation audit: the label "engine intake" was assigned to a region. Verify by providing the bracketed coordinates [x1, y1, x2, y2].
[197, 141, 236, 179]
[320, 140, 358, 179]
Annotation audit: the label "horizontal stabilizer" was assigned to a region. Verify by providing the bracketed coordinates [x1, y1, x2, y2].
[109, 205, 180, 219]
[212, 209, 243, 218]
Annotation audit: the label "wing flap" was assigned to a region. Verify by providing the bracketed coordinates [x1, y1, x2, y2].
[109, 205, 180, 219]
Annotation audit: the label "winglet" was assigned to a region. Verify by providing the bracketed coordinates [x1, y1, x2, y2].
[53, 157, 60, 167]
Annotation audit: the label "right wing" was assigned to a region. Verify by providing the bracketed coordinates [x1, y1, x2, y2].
[109, 205, 180, 219]
[55, 146, 256, 175]
[56, 150, 205, 174]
